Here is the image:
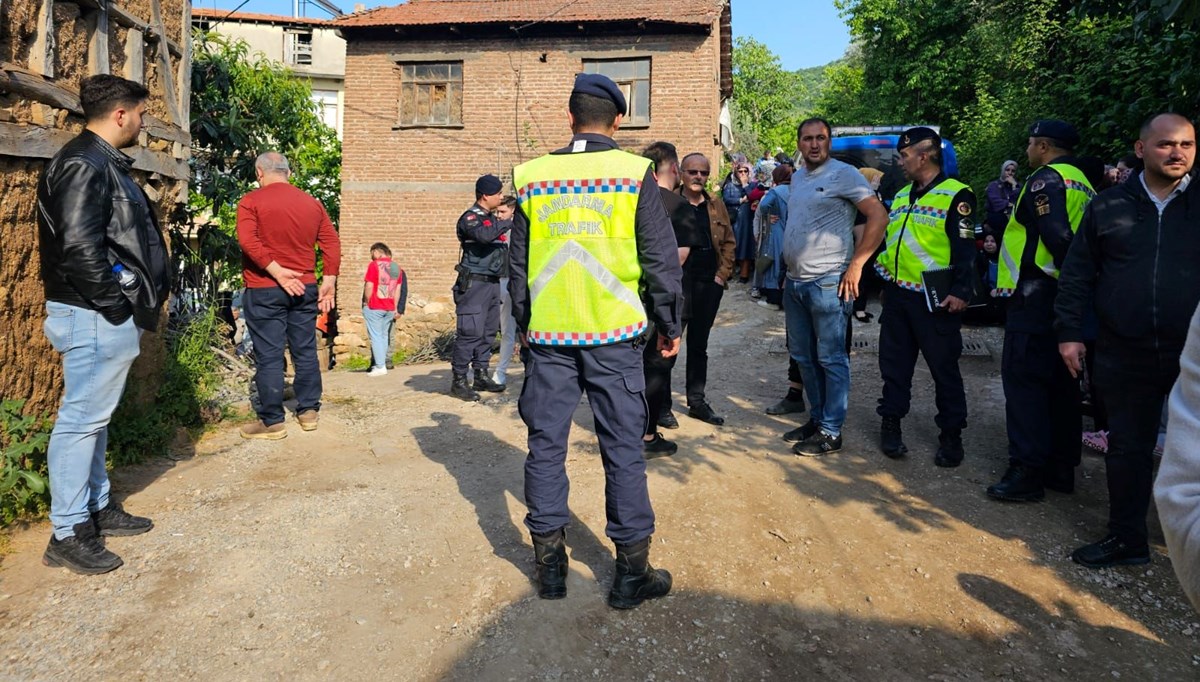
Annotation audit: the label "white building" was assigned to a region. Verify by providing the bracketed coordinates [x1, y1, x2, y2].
[192, 8, 346, 138]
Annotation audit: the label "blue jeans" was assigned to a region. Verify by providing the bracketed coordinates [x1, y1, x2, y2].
[243, 284, 322, 425]
[784, 274, 851, 437]
[362, 307, 394, 369]
[43, 302, 141, 539]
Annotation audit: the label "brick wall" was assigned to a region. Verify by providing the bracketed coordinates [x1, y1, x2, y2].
[337, 30, 723, 335]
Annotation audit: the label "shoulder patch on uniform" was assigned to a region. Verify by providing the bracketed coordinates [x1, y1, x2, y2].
[465, 213, 479, 222]
[1034, 194, 1049, 206]
[957, 201, 971, 217]
[1030, 180, 1046, 192]
[959, 218, 973, 230]
[1036, 205, 1051, 216]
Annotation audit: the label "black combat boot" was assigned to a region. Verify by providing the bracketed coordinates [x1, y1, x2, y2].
[934, 429, 964, 468]
[881, 416, 908, 459]
[986, 463, 1044, 502]
[531, 530, 568, 599]
[43, 519, 123, 575]
[608, 538, 672, 609]
[450, 373, 480, 402]
[473, 368, 506, 393]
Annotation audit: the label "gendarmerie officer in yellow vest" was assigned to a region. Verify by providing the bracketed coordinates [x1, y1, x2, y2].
[509, 73, 683, 609]
[987, 120, 1096, 502]
[875, 127, 977, 467]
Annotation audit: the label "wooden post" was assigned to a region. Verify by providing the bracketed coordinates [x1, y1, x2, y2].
[125, 29, 145, 84]
[29, 0, 56, 78]
[178, 1, 192, 129]
[149, 0, 182, 125]
[88, 1, 111, 76]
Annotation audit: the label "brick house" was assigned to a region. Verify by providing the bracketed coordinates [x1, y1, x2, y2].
[332, 0, 732, 351]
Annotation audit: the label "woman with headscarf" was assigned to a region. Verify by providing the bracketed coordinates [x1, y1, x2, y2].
[722, 160, 758, 283]
[985, 160, 1020, 234]
[752, 163, 792, 308]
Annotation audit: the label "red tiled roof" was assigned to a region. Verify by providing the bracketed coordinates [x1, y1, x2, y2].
[192, 7, 334, 27]
[335, 0, 725, 29]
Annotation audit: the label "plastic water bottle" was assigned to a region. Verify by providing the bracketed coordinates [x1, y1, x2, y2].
[112, 263, 138, 291]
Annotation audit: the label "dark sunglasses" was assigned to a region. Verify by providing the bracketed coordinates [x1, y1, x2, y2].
[736, 169, 750, 174]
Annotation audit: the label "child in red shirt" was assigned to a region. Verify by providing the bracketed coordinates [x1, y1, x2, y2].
[362, 242, 407, 375]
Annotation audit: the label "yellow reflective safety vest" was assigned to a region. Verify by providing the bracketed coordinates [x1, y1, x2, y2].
[995, 163, 1095, 296]
[875, 178, 971, 291]
[514, 149, 650, 346]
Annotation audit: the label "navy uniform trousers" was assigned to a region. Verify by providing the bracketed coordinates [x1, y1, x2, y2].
[518, 339, 656, 545]
[1001, 329, 1081, 473]
[876, 286, 968, 430]
[451, 279, 501, 375]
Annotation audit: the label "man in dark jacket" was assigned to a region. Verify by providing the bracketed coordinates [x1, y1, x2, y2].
[450, 174, 509, 401]
[1056, 112, 1200, 568]
[37, 75, 170, 575]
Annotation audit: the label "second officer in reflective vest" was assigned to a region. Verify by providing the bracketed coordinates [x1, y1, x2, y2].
[874, 127, 977, 467]
[509, 73, 683, 609]
[987, 119, 1096, 502]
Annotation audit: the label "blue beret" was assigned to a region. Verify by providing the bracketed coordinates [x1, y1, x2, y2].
[572, 73, 628, 116]
[475, 174, 502, 196]
[897, 126, 941, 151]
[1029, 119, 1079, 148]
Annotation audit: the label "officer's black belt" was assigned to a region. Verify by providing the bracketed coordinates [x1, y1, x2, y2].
[467, 273, 501, 283]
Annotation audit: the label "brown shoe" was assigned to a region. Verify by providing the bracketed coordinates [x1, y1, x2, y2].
[240, 421, 287, 440]
[296, 410, 319, 431]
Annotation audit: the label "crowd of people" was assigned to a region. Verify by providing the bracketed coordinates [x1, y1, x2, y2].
[32, 72, 1200, 615]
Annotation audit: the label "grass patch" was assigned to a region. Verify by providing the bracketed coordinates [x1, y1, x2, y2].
[341, 353, 370, 371]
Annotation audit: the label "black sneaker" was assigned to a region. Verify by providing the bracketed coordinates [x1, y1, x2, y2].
[94, 502, 153, 537]
[793, 431, 842, 456]
[1071, 535, 1150, 568]
[783, 420, 819, 443]
[643, 433, 678, 458]
[765, 397, 806, 416]
[657, 411, 680, 430]
[43, 520, 123, 575]
[986, 464, 1045, 502]
[686, 400, 725, 426]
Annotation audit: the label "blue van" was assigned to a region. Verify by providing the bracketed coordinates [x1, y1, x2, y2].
[827, 126, 960, 206]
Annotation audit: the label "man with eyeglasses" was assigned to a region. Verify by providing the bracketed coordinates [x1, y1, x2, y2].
[780, 117, 888, 456]
[671, 152, 736, 427]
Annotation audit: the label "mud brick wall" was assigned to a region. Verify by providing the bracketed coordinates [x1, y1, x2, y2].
[0, 0, 189, 415]
[335, 30, 723, 350]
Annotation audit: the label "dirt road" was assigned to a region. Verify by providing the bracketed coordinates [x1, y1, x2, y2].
[2, 290, 1198, 680]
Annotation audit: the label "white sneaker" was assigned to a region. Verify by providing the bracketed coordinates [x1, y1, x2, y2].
[490, 372, 506, 387]
[367, 367, 388, 377]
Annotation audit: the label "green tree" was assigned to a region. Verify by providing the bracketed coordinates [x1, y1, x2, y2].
[819, 0, 1200, 190]
[183, 32, 341, 301]
[731, 37, 806, 155]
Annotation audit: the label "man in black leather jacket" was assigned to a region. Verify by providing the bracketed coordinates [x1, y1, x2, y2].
[37, 75, 170, 575]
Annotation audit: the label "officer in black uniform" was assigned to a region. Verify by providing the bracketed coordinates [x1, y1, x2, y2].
[987, 120, 1091, 501]
[509, 74, 682, 609]
[450, 174, 509, 401]
[876, 127, 977, 467]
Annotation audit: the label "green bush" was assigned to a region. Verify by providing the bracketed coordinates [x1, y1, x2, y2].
[0, 399, 53, 526]
[341, 354, 370, 371]
[108, 307, 225, 466]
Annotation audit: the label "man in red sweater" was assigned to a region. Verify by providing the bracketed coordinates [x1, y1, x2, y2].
[237, 151, 341, 439]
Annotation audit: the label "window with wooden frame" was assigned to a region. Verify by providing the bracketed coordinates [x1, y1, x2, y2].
[286, 29, 313, 66]
[397, 62, 463, 128]
[581, 58, 651, 127]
